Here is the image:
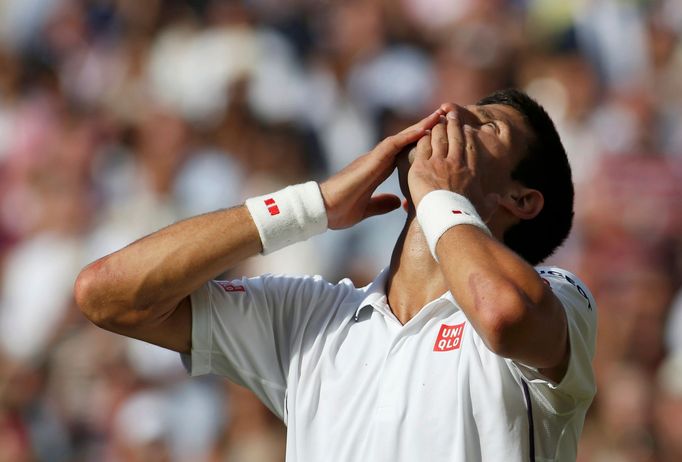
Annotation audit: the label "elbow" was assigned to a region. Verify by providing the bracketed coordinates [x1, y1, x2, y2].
[477, 285, 529, 358]
[480, 313, 522, 358]
[74, 261, 118, 328]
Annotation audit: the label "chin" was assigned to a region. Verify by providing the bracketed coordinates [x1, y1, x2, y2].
[396, 144, 415, 201]
[399, 141, 418, 165]
[407, 145, 418, 164]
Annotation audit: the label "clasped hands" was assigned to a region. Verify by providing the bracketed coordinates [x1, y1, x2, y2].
[320, 103, 499, 231]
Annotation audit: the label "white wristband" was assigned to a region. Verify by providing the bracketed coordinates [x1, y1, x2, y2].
[416, 190, 491, 261]
[245, 181, 328, 255]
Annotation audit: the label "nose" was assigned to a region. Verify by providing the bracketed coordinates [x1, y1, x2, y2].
[438, 103, 480, 127]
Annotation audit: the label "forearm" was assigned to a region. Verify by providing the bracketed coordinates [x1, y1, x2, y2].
[408, 108, 569, 371]
[74, 110, 440, 352]
[437, 225, 545, 314]
[75, 206, 261, 327]
[435, 225, 567, 368]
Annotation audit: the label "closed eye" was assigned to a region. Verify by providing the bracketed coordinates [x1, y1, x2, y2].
[484, 121, 499, 135]
[476, 107, 501, 135]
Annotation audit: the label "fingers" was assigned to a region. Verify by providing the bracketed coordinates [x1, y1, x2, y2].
[446, 110, 464, 161]
[363, 194, 402, 219]
[404, 109, 443, 133]
[414, 131, 432, 160]
[463, 125, 477, 171]
[439, 102, 456, 114]
[375, 127, 426, 160]
[373, 107, 451, 161]
[430, 118, 448, 158]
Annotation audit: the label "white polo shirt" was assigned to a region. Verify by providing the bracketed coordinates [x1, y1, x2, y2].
[183, 266, 597, 462]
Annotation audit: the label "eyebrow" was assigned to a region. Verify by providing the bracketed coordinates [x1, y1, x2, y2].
[477, 106, 495, 121]
[476, 105, 508, 137]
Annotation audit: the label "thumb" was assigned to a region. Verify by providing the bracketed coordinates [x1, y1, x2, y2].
[363, 194, 402, 219]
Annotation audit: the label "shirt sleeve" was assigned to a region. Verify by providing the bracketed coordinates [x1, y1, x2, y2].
[181, 274, 337, 420]
[509, 267, 598, 411]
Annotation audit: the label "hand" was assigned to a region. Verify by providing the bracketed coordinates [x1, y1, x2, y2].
[407, 111, 498, 221]
[320, 110, 442, 230]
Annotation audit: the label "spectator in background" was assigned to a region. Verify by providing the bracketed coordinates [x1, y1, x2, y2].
[0, 1, 681, 461]
[654, 353, 682, 462]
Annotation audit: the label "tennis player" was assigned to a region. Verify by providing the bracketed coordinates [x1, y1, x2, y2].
[75, 89, 597, 461]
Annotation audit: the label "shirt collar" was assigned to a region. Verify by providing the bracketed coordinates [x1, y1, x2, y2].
[354, 268, 391, 321]
[353, 268, 459, 322]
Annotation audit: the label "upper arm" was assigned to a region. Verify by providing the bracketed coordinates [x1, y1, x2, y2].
[103, 296, 192, 354]
[186, 275, 327, 375]
[483, 281, 569, 378]
[535, 288, 570, 382]
[434, 226, 568, 371]
[458, 262, 569, 373]
[185, 275, 339, 420]
[519, 284, 569, 381]
[510, 268, 598, 404]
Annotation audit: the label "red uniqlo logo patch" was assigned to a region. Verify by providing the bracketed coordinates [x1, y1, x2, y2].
[217, 282, 245, 292]
[264, 198, 280, 216]
[433, 322, 466, 352]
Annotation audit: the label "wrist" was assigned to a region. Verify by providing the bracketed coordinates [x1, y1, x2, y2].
[411, 183, 462, 209]
[416, 190, 491, 261]
[245, 181, 328, 255]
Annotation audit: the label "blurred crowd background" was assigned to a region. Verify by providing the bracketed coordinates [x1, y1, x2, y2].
[1, 0, 682, 461]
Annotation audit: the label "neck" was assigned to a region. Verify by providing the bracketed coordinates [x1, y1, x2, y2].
[386, 214, 449, 324]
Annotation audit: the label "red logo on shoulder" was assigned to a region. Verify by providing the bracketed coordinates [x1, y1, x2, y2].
[433, 322, 465, 352]
[217, 282, 245, 292]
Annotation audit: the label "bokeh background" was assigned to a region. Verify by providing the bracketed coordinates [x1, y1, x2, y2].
[1, 0, 682, 461]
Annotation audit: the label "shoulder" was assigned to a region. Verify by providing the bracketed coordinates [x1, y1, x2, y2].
[254, 273, 358, 298]
[213, 273, 356, 295]
[196, 273, 358, 314]
[238, 273, 362, 315]
[515, 266, 598, 404]
[535, 266, 595, 314]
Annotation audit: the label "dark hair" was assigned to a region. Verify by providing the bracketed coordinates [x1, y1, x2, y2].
[477, 89, 574, 265]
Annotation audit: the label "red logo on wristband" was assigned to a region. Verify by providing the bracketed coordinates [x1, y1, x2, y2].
[452, 210, 471, 216]
[264, 198, 280, 216]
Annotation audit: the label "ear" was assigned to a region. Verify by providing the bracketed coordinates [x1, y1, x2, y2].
[499, 187, 544, 220]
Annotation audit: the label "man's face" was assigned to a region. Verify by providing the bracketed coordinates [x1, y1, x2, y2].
[398, 103, 533, 200]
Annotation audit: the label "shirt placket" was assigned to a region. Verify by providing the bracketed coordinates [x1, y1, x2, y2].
[372, 298, 456, 422]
